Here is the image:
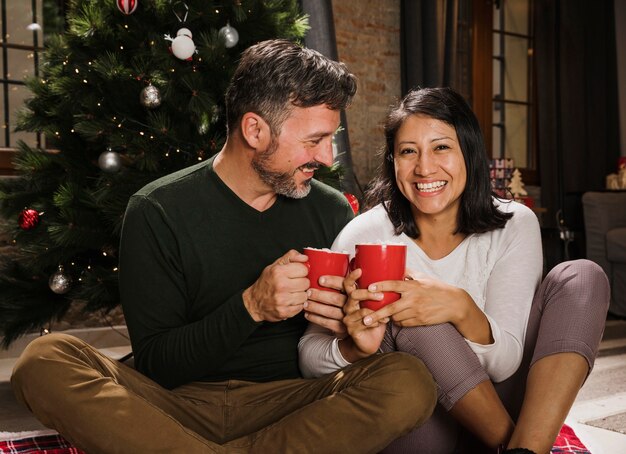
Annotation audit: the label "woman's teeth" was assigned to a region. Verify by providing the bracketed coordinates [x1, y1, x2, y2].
[416, 181, 446, 192]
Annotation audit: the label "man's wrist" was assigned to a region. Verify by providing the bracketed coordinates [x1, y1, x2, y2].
[242, 286, 263, 322]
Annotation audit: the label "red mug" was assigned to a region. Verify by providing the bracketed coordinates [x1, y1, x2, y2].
[351, 243, 407, 311]
[303, 247, 350, 292]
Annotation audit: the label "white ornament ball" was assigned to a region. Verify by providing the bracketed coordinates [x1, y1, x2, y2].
[140, 84, 161, 108]
[218, 24, 239, 48]
[49, 267, 72, 294]
[98, 149, 122, 173]
[171, 35, 196, 60]
[176, 28, 192, 39]
[117, 0, 138, 15]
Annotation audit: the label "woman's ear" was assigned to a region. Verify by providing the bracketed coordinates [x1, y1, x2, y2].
[240, 112, 271, 150]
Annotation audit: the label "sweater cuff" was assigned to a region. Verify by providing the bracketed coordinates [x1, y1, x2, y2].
[331, 337, 352, 368]
[230, 290, 263, 328]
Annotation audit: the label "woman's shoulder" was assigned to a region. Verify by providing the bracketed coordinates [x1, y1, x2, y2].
[332, 204, 397, 250]
[493, 198, 539, 227]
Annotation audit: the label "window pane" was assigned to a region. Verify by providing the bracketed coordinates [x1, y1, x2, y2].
[492, 110, 503, 159]
[504, 35, 528, 102]
[504, 103, 528, 168]
[5, 1, 43, 46]
[504, 0, 529, 35]
[9, 83, 38, 148]
[8, 48, 37, 81]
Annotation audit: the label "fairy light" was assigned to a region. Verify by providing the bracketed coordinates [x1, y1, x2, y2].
[75, 68, 79, 73]
[120, 45, 124, 50]
[83, 79, 88, 83]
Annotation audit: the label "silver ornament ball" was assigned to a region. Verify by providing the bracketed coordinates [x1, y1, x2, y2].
[140, 84, 162, 108]
[98, 149, 122, 173]
[218, 24, 239, 48]
[49, 267, 72, 294]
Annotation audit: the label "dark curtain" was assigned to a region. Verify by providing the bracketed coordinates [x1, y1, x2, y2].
[299, 0, 362, 197]
[401, 0, 469, 97]
[534, 0, 620, 264]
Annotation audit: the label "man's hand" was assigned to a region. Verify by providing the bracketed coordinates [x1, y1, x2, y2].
[303, 275, 348, 337]
[243, 250, 309, 322]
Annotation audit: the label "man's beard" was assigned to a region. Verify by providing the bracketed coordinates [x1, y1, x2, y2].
[251, 140, 319, 199]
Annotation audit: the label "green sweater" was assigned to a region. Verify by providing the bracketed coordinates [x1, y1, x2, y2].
[119, 157, 353, 389]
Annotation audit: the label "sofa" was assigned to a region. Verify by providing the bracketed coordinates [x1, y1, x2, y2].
[582, 191, 626, 317]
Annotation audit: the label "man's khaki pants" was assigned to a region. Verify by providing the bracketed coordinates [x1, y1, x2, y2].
[11, 333, 436, 454]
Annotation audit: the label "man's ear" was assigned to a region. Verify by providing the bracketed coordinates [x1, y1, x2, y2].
[240, 112, 271, 150]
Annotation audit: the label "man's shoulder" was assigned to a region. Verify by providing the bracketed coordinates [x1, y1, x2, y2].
[134, 160, 212, 199]
[309, 179, 347, 204]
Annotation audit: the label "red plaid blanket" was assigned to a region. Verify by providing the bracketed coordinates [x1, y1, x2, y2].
[551, 424, 591, 454]
[0, 434, 84, 454]
[0, 425, 590, 453]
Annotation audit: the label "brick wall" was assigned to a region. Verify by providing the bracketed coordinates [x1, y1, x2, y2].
[332, 0, 401, 189]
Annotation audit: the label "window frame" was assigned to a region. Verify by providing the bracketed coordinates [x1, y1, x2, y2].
[472, 0, 538, 185]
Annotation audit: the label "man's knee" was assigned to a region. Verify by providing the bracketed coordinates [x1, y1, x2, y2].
[377, 352, 437, 429]
[12, 333, 84, 397]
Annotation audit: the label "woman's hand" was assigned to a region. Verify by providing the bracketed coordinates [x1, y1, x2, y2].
[337, 268, 389, 362]
[365, 274, 466, 327]
[362, 271, 494, 345]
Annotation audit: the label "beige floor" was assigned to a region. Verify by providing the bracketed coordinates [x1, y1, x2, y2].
[1, 323, 626, 452]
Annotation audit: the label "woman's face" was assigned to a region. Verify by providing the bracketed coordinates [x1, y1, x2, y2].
[393, 114, 467, 222]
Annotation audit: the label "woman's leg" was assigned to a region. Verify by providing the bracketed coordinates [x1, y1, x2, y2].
[381, 322, 514, 452]
[500, 259, 610, 453]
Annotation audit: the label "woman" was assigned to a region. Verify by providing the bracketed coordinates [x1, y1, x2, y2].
[299, 87, 609, 453]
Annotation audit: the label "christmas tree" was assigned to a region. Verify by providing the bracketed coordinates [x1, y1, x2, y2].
[0, 0, 339, 347]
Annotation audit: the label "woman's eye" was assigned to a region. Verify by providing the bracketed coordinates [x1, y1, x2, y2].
[399, 148, 416, 155]
[434, 144, 450, 152]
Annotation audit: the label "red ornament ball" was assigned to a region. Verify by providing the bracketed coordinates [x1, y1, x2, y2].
[117, 0, 138, 15]
[343, 192, 360, 215]
[18, 209, 40, 230]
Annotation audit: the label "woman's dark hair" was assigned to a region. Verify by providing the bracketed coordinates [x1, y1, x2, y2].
[225, 39, 357, 136]
[366, 86, 512, 238]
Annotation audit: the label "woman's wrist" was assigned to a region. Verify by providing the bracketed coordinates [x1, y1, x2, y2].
[338, 337, 370, 362]
[452, 288, 494, 345]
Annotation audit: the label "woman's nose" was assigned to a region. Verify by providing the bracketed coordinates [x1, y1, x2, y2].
[414, 152, 436, 176]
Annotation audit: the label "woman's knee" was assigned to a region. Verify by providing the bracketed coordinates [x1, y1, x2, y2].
[544, 259, 610, 312]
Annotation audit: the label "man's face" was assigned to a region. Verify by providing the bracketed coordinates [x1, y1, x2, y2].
[252, 104, 340, 199]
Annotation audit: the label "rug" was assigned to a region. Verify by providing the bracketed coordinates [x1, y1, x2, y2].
[0, 425, 590, 453]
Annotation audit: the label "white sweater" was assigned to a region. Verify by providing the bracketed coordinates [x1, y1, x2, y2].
[298, 199, 543, 383]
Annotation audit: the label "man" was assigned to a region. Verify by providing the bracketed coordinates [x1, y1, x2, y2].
[12, 40, 435, 453]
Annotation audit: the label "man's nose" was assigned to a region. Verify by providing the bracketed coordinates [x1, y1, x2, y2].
[314, 139, 334, 167]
